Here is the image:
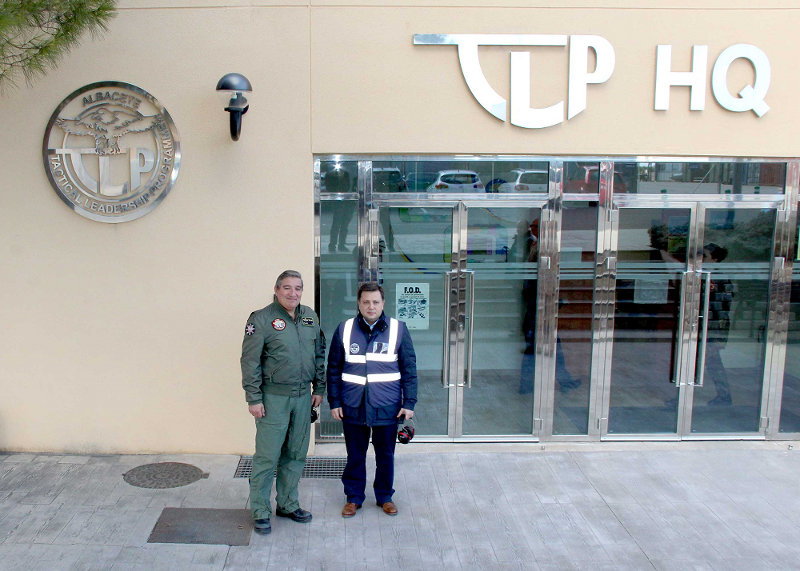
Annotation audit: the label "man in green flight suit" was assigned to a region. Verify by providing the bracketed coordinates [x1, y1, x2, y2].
[241, 269, 326, 535]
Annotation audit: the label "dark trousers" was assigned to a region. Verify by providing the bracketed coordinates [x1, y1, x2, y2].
[341, 422, 397, 505]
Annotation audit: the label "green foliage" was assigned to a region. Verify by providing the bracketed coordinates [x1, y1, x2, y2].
[0, 0, 117, 88]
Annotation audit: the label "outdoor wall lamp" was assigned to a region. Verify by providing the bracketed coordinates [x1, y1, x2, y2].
[216, 73, 252, 141]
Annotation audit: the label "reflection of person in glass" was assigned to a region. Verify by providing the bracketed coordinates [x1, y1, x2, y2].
[511, 217, 579, 395]
[703, 243, 734, 406]
[325, 167, 354, 253]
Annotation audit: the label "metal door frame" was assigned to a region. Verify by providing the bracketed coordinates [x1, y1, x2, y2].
[599, 195, 787, 440]
[370, 195, 551, 440]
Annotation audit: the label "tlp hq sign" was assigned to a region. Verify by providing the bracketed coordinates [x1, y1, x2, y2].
[414, 34, 770, 129]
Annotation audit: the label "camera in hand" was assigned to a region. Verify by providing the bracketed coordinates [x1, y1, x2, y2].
[397, 416, 415, 444]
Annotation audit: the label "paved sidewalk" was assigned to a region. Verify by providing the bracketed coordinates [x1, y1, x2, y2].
[2, 441, 800, 570]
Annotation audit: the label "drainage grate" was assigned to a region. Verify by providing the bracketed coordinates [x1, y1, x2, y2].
[234, 456, 346, 479]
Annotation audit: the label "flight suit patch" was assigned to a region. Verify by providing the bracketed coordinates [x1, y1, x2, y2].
[272, 318, 286, 331]
[301, 317, 314, 326]
[245, 323, 256, 336]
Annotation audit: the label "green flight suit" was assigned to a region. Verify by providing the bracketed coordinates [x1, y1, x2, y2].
[241, 301, 325, 519]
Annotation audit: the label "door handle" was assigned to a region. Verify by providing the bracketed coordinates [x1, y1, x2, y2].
[464, 269, 475, 388]
[694, 270, 712, 387]
[672, 270, 690, 386]
[441, 270, 457, 388]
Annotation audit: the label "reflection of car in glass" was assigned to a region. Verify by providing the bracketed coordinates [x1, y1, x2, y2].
[564, 165, 627, 193]
[373, 167, 407, 192]
[426, 170, 485, 192]
[405, 171, 438, 192]
[496, 169, 548, 193]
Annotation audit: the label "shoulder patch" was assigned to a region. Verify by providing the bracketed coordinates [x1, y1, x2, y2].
[301, 317, 314, 326]
[245, 323, 256, 336]
[272, 318, 286, 331]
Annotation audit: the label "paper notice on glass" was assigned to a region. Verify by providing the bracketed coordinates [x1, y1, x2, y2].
[396, 283, 429, 330]
[634, 277, 668, 304]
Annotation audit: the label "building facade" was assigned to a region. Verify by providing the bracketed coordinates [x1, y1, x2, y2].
[1, 1, 799, 453]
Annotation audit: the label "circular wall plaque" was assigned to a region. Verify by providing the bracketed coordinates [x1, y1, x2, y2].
[42, 81, 181, 223]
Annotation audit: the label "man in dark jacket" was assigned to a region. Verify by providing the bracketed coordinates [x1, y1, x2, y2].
[327, 282, 418, 517]
[241, 270, 326, 535]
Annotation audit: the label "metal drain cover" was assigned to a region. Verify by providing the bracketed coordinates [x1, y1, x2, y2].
[148, 508, 251, 546]
[234, 456, 346, 479]
[124, 462, 208, 489]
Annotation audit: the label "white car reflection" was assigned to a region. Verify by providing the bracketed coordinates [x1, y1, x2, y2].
[425, 170, 485, 192]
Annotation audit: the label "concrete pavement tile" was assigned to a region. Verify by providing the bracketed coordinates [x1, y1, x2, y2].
[3, 454, 36, 463]
[22, 464, 83, 506]
[29, 542, 83, 566]
[221, 545, 253, 569]
[4, 504, 64, 544]
[455, 544, 499, 568]
[190, 544, 229, 568]
[69, 545, 124, 570]
[650, 559, 715, 570]
[0, 503, 35, 543]
[57, 456, 90, 465]
[123, 506, 164, 546]
[48, 506, 96, 545]
[0, 543, 33, 569]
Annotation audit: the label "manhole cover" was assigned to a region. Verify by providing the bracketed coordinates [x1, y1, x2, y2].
[123, 462, 208, 489]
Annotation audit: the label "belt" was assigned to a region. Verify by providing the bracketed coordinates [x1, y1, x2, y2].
[263, 380, 311, 397]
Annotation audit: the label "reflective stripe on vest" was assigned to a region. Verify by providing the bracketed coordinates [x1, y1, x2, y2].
[341, 317, 401, 385]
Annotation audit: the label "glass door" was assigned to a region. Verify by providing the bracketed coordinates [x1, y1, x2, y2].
[459, 203, 545, 437]
[603, 203, 779, 437]
[687, 205, 777, 434]
[606, 206, 694, 436]
[376, 200, 549, 439]
[375, 203, 455, 437]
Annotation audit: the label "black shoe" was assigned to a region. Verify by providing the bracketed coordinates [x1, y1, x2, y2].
[253, 518, 271, 535]
[275, 507, 312, 523]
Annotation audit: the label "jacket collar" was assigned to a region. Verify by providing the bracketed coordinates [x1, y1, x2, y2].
[356, 312, 387, 333]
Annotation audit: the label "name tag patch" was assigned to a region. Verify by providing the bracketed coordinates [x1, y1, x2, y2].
[301, 317, 314, 326]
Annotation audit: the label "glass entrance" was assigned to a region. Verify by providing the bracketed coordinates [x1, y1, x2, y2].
[377, 202, 546, 439]
[605, 204, 779, 437]
[317, 156, 796, 442]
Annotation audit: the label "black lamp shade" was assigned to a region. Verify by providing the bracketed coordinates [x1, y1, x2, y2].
[216, 73, 252, 92]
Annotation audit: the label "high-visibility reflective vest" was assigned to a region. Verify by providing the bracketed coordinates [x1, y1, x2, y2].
[340, 317, 402, 408]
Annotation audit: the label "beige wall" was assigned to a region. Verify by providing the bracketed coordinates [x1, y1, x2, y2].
[311, 5, 800, 156]
[1, 1, 798, 453]
[0, 6, 312, 454]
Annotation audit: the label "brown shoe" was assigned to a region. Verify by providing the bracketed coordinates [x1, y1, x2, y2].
[341, 502, 361, 518]
[377, 501, 398, 516]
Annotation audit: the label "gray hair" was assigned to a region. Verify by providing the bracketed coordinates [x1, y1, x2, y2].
[275, 270, 303, 289]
